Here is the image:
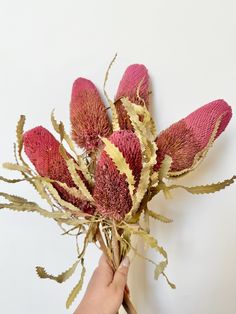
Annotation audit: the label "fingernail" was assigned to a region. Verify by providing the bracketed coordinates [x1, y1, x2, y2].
[121, 256, 130, 268]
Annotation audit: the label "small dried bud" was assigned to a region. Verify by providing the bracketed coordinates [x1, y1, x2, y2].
[94, 130, 142, 221]
[114, 64, 150, 130]
[23, 126, 94, 214]
[154, 99, 232, 173]
[70, 78, 112, 151]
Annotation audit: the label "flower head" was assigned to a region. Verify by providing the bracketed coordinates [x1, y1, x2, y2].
[94, 130, 142, 221]
[23, 126, 94, 214]
[154, 99, 232, 174]
[70, 78, 112, 151]
[114, 64, 150, 130]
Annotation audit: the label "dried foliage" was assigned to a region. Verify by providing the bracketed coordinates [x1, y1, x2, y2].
[0, 57, 234, 313]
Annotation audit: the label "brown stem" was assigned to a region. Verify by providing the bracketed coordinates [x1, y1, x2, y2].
[96, 227, 137, 314]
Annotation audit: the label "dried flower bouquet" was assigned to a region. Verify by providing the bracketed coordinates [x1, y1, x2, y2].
[0, 56, 235, 314]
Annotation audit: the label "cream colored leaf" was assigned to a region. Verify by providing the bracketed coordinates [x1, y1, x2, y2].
[43, 181, 88, 217]
[155, 260, 168, 280]
[66, 262, 86, 309]
[0, 176, 25, 183]
[36, 260, 79, 283]
[148, 210, 173, 223]
[66, 158, 94, 202]
[2, 162, 30, 173]
[166, 175, 236, 195]
[158, 155, 172, 181]
[101, 137, 135, 197]
[103, 54, 120, 131]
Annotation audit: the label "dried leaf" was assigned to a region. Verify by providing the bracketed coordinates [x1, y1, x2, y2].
[148, 210, 173, 223]
[2, 162, 30, 173]
[166, 175, 236, 195]
[66, 158, 94, 202]
[103, 54, 120, 131]
[101, 137, 135, 197]
[158, 155, 172, 181]
[66, 261, 86, 309]
[155, 260, 168, 280]
[36, 260, 79, 283]
[0, 192, 28, 203]
[43, 181, 88, 216]
[0, 176, 25, 183]
[0, 200, 70, 219]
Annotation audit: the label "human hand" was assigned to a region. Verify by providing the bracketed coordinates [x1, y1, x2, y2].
[74, 254, 130, 314]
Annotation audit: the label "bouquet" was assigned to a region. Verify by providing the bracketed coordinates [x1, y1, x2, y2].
[0, 56, 235, 314]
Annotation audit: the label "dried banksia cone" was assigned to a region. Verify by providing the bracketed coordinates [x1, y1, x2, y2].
[114, 64, 150, 130]
[23, 126, 94, 214]
[154, 99, 232, 174]
[94, 130, 142, 221]
[70, 78, 112, 151]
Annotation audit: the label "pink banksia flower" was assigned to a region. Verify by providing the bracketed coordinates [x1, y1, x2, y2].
[70, 78, 112, 151]
[114, 64, 150, 130]
[23, 126, 95, 214]
[154, 99, 232, 174]
[94, 130, 142, 221]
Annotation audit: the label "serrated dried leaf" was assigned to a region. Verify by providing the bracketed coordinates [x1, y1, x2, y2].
[125, 225, 167, 259]
[36, 260, 79, 283]
[0, 176, 25, 183]
[0, 200, 70, 219]
[101, 137, 135, 197]
[66, 261, 86, 309]
[51, 111, 92, 184]
[65, 158, 94, 202]
[2, 162, 30, 173]
[148, 210, 173, 223]
[155, 260, 168, 280]
[166, 175, 236, 194]
[16, 115, 26, 159]
[0, 192, 28, 203]
[158, 155, 172, 181]
[43, 181, 88, 216]
[103, 54, 120, 132]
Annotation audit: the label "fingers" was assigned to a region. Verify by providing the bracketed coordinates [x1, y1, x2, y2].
[112, 256, 130, 291]
[89, 254, 114, 287]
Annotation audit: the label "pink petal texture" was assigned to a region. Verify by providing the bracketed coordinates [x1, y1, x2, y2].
[154, 99, 232, 173]
[94, 130, 142, 221]
[70, 78, 112, 151]
[23, 126, 95, 214]
[114, 64, 150, 130]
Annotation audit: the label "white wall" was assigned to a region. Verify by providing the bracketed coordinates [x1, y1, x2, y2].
[0, 1, 235, 313]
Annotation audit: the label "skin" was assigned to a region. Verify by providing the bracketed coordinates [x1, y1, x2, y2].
[74, 254, 130, 314]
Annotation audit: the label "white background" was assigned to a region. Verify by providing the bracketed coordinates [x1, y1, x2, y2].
[0, 1, 235, 313]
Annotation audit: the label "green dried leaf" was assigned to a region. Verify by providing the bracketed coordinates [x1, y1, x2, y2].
[66, 260, 86, 309]
[148, 210, 173, 223]
[36, 260, 79, 283]
[166, 175, 236, 195]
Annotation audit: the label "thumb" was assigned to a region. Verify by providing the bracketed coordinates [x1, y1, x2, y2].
[112, 256, 130, 290]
